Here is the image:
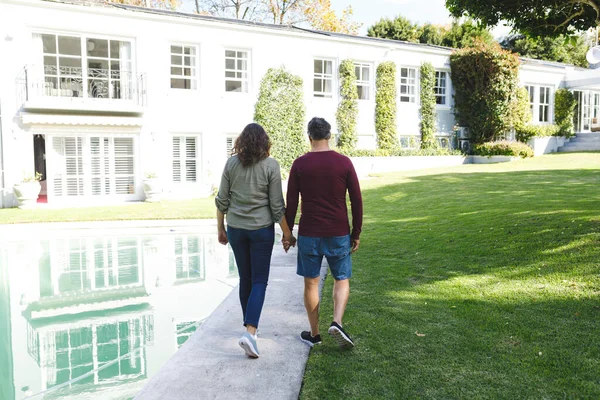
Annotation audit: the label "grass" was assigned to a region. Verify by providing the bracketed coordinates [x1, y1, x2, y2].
[0, 198, 216, 224]
[299, 153, 600, 399]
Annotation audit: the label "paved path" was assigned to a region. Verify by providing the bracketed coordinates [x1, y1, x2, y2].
[135, 238, 326, 400]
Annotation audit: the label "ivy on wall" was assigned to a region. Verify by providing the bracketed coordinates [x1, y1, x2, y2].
[419, 62, 437, 149]
[375, 61, 398, 149]
[554, 88, 577, 137]
[450, 41, 521, 144]
[254, 67, 307, 175]
[336, 59, 359, 149]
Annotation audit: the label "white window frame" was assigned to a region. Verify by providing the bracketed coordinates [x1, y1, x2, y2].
[170, 44, 198, 90]
[313, 58, 335, 98]
[172, 134, 201, 184]
[434, 71, 449, 106]
[353, 62, 372, 101]
[224, 49, 250, 93]
[524, 84, 553, 124]
[226, 135, 238, 158]
[399, 67, 418, 103]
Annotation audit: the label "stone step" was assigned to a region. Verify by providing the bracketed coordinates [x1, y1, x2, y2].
[558, 145, 600, 152]
[571, 137, 600, 143]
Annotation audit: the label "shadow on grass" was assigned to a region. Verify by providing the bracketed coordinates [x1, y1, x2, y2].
[301, 168, 600, 399]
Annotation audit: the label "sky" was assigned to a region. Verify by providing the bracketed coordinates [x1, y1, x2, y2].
[181, 0, 513, 38]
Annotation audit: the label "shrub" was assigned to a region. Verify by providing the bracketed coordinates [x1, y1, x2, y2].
[554, 89, 577, 137]
[339, 147, 462, 157]
[473, 141, 534, 158]
[336, 59, 359, 149]
[419, 62, 437, 149]
[375, 61, 398, 150]
[254, 67, 307, 175]
[515, 124, 561, 142]
[450, 41, 521, 144]
[512, 87, 532, 131]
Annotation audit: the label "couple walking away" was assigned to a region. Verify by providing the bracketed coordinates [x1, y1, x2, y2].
[215, 117, 363, 358]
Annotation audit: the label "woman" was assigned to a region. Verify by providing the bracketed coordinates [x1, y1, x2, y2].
[215, 123, 295, 358]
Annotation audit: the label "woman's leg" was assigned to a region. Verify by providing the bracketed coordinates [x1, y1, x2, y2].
[227, 226, 252, 324]
[244, 225, 275, 330]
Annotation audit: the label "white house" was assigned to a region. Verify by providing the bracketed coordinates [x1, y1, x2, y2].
[0, 0, 599, 209]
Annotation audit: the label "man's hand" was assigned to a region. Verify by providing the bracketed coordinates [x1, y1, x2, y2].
[218, 227, 228, 245]
[351, 238, 360, 253]
[282, 234, 297, 253]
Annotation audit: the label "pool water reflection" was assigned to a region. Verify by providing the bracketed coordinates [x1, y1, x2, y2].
[0, 227, 240, 400]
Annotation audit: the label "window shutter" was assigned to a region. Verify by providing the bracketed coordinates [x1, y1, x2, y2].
[114, 138, 134, 195]
[226, 138, 234, 158]
[51, 137, 65, 197]
[64, 137, 83, 196]
[172, 137, 181, 182]
[185, 137, 196, 182]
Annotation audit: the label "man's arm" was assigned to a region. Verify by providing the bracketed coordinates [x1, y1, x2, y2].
[285, 161, 300, 233]
[347, 161, 363, 252]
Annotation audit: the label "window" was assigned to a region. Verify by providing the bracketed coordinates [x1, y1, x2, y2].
[48, 136, 136, 200]
[314, 59, 334, 98]
[170, 45, 197, 89]
[225, 50, 249, 92]
[525, 85, 535, 115]
[37, 33, 132, 100]
[226, 136, 237, 158]
[354, 63, 371, 100]
[172, 136, 199, 183]
[400, 67, 417, 103]
[539, 86, 551, 123]
[434, 71, 448, 105]
[174, 236, 205, 281]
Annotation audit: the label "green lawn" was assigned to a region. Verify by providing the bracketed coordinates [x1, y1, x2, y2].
[300, 153, 600, 399]
[0, 198, 216, 224]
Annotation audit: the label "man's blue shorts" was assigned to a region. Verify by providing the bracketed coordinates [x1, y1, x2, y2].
[297, 235, 352, 280]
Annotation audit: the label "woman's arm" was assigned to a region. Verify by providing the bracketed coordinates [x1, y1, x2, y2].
[217, 209, 228, 245]
[279, 214, 296, 252]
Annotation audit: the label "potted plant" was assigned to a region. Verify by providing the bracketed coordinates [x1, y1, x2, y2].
[143, 171, 161, 202]
[13, 172, 42, 209]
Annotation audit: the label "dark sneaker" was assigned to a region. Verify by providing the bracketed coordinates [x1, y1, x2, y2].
[238, 332, 259, 358]
[300, 331, 322, 347]
[328, 322, 354, 349]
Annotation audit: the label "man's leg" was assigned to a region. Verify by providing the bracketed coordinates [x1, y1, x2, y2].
[332, 278, 350, 326]
[304, 277, 321, 335]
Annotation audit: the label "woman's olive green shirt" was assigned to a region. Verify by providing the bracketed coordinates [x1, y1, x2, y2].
[215, 155, 285, 230]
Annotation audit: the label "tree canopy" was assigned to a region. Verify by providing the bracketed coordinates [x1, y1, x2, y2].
[367, 16, 494, 48]
[500, 34, 590, 68]
[446, 0, 600, 37]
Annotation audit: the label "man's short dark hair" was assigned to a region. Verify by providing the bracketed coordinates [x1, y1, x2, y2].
[307, 117, 331, 140]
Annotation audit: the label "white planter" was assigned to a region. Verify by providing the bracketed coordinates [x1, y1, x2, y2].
[527, 136, 566, 156]
[143, 178, 162, 202]
[13, 182, 41, 209]
[469, 156, 520, 164]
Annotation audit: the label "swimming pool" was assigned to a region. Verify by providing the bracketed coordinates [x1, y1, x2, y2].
[0, 223, 241, 400]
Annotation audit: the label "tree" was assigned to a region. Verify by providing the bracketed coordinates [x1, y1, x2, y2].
[195, 0, 265, 19]
[109, 0, 180, 9]
[304, 0, 361, 34]
[367, 16, 420, 42]
[336, 60, 358, 149]
[446, 0, 600, 38]
[419, 62, 437, 149]
[254, 67, 307, 174]
[367, 16, 494, 49]
[500, 34, 590, 68]
[450, 41, 521, 144]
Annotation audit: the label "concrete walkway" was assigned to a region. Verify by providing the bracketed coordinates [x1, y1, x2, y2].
[135, 239, 326, 400]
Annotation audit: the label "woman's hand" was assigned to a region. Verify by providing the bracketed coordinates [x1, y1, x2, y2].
[218, 227, 228, 245]
[282, 234, 296, 253]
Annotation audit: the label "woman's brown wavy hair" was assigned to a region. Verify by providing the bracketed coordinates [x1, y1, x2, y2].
[233, 123, 271, 167]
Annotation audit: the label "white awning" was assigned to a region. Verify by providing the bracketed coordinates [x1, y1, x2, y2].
[21, 113, 143, 126]
[565, 69, 600, 89]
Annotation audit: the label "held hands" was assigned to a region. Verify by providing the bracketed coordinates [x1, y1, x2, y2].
[282, 234, 297, 253]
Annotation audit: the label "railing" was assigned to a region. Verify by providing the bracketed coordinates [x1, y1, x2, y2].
[16, 65, 146, 108]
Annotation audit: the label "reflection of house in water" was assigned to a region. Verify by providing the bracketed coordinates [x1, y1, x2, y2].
[2, 230, 236, 400]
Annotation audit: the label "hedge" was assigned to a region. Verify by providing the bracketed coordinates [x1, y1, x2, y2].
[254, 67, 307, 175]
[375, 61, 398, 149]
[473, 140, 534, 158]
[336, 59, 359, 149]
[339, 147, 462, 157]
[419, 62, 437, 149]
[554, 89, 577, 137]
[516, 124, 561, 142]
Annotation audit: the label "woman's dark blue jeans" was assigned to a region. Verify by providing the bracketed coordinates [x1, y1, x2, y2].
[227, 224, 274, 328]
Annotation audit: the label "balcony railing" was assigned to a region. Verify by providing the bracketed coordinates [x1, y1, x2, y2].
[16, 65, 146, 112]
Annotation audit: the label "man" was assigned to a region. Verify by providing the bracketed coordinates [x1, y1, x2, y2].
[285, 117, 363, 349]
